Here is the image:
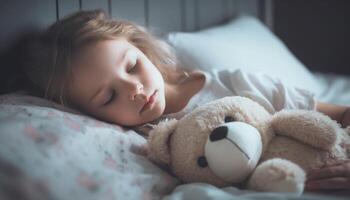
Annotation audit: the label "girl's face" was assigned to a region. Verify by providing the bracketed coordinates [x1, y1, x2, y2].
[67, 39, 166, 126]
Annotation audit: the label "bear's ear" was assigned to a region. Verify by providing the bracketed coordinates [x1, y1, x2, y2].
[147, 119, 178, 167]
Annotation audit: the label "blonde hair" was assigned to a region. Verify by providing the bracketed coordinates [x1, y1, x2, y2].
[25, 9, 184, 106]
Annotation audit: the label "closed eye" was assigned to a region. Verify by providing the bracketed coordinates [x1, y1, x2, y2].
[103, 90, 116, 106]
[127, 60, 138, 73]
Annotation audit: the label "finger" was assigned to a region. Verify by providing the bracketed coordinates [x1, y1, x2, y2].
[306, 177, 350, 190]
[322, 161, 350, 168]
[307, 164, 349, 180]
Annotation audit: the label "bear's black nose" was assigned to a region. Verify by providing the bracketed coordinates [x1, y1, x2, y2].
[210, 126, 228, 141]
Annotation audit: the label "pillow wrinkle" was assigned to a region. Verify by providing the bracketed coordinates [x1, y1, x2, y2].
[167, 16, 321, 96]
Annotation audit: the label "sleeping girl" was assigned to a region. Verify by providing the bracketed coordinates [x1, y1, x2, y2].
[19, 9, 350, 191]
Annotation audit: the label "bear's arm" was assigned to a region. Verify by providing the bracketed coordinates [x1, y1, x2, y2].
[271, 110, 339, 150]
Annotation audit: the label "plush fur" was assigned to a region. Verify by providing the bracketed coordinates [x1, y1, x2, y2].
[147, 96, 350, 194]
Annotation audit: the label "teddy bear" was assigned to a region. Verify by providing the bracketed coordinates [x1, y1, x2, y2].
[147, 96, 350, 194]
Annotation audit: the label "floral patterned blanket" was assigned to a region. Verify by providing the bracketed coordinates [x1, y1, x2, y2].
[0, 93, 179, 200]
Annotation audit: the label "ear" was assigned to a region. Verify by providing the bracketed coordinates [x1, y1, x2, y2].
[147, 119, 178, 167]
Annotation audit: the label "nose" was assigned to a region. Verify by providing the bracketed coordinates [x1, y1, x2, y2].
[209, 126, 228, 142]
[126, 80, 144, 100]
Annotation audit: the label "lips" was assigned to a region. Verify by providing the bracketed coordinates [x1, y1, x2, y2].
[140, 90, 158, 113]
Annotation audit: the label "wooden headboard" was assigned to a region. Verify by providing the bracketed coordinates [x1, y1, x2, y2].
[0, 0, 269, 53]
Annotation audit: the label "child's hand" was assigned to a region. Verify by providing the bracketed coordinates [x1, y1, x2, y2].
[306, 162, 350, 190]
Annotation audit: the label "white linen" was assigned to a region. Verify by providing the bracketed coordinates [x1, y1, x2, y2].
[163, 183, 348, 200]
[314, 72, 350, 106]
[165, 69, 316, 120]
[167, 16, 321, 95]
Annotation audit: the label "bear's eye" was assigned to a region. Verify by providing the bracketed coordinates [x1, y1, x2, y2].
[197, 156, 208, 168]
[224, 116, 235, 123]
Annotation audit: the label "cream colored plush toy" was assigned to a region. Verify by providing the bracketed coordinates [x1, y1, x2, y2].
[147, 96, 350, 194]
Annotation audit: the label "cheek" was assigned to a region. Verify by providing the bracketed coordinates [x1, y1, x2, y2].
[143, 59, 163, 78]
[152, 67, 165, 84]
[107, 107, 136, 125]
[142, 67, 163, 87]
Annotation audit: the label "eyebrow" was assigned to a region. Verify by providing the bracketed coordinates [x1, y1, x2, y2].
[89, 49, 131, 104]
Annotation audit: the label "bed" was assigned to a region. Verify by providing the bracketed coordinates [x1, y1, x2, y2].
[0, 1, 349, 200]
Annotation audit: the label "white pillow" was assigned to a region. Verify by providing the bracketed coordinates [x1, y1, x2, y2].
[167, 16, 321, 95]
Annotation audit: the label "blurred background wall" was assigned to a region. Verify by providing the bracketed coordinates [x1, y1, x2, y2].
[271, 0, 350, 74]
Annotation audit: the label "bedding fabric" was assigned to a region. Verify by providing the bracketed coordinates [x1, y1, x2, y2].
[0, 93, 179, 200]
[163, 183, 348, 200]
[167, 15, 322, 96]
[313, 72, 350, 106]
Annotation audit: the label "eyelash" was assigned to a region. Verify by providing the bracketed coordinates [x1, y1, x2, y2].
[104, 91, 116, 106]
[127, 60, 138, 73]
[103, 59, 137, 106]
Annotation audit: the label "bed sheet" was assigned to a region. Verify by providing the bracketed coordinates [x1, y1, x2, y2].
[163, 183, 348, 200]
[314, 72, 350, 105]
[0, 93, 179, 200]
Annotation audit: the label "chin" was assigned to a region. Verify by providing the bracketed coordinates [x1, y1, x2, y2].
[148, 103, 165, 121]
